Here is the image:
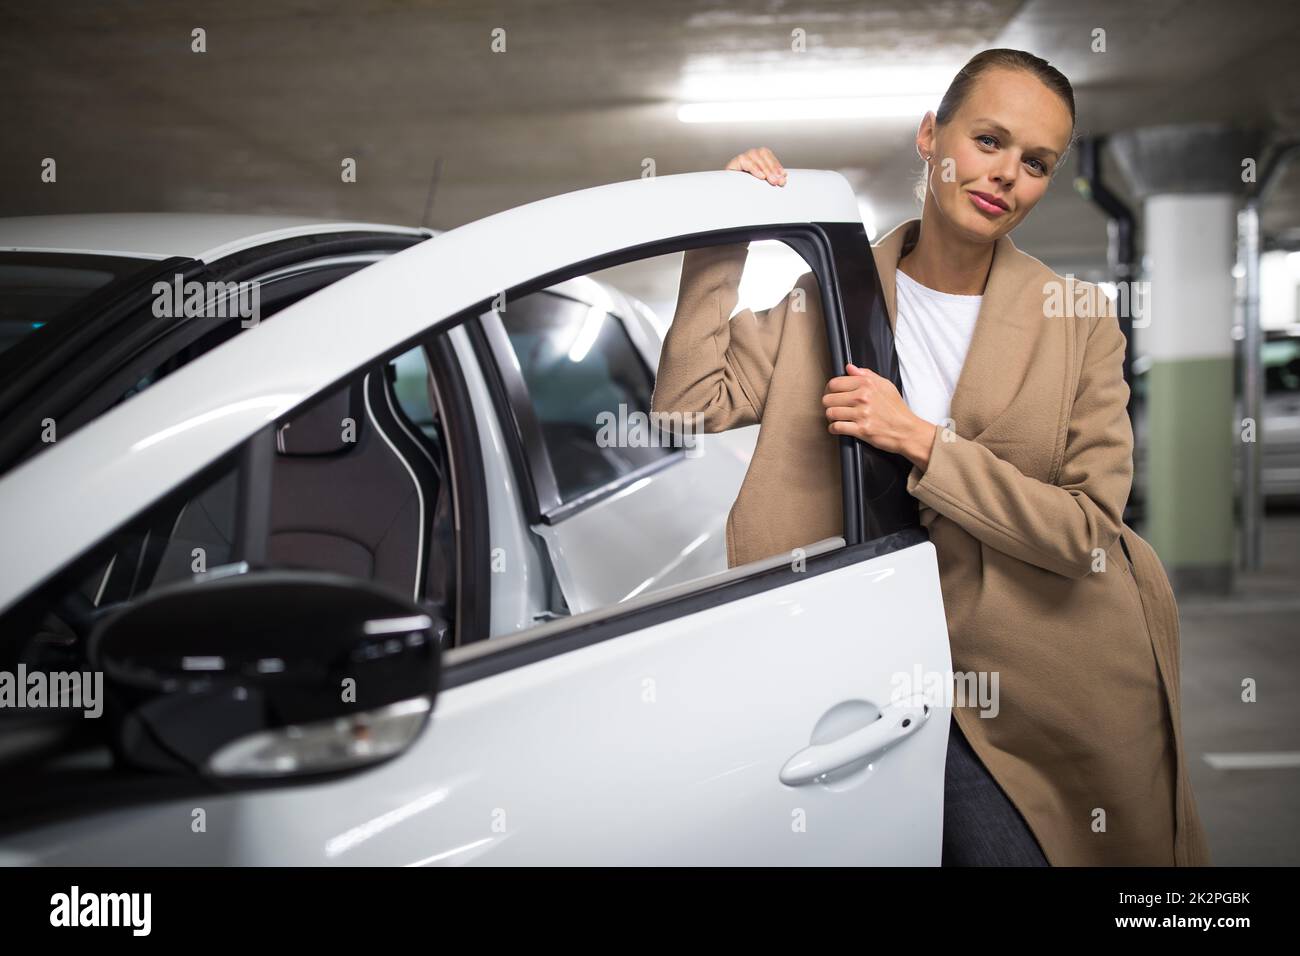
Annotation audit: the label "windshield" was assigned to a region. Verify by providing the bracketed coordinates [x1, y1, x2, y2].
[0, 251, 160, 359]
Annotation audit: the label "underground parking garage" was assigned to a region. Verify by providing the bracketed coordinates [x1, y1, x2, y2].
[0, 0, 1295, 931]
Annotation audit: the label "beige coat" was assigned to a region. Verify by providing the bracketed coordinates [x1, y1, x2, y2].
[651, 219, 1210, 866]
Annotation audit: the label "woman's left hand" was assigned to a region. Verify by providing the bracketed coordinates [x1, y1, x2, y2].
[822, 363, 938, 470]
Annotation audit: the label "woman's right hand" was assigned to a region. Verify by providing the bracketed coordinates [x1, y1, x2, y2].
[724, 148, 787, 186]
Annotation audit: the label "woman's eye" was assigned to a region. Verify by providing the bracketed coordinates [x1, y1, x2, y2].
[977, 134, 997, 147]
[1026, 158, 1047, 174]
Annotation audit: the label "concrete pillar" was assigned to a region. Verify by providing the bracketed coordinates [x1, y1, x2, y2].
[1109, 123, 1262, 595]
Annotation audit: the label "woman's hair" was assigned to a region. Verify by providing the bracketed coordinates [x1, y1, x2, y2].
[913, 48, 1077, 204]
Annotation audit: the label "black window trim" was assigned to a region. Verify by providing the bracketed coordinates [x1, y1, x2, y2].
[424, 332, 492, 646]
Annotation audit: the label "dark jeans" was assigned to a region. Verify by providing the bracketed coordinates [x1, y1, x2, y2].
[942, 715, 1051, 866]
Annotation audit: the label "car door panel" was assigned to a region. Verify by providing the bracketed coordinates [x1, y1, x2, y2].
[1, 535, 950, 865]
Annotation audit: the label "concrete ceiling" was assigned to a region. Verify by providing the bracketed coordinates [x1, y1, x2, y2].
[2, 0, 1298, 276]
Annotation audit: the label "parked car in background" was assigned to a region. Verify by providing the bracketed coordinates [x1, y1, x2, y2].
[1129, 327, 1300, 516]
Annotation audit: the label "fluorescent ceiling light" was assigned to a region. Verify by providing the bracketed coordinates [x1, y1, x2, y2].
[678, 95, 940, 123]
[680, 65, 955, 101]
[676, 65, 951, 123]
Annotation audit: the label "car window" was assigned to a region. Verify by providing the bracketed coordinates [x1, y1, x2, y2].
[497, 291, 670, 503]
[475, 235, 856, 632]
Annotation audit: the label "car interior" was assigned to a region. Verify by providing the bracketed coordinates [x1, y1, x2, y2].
[29, 348, 459, 671]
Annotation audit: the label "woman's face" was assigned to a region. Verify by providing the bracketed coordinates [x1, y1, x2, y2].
[917, 67, 1074, 243]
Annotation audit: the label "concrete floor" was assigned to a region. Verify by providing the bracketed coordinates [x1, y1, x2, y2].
[1175, 510, 1300, 866]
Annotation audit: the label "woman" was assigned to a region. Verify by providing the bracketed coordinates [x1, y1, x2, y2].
[651, 49, 1209, 866]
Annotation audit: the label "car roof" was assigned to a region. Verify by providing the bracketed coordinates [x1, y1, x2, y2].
[0, 213, 430, 263]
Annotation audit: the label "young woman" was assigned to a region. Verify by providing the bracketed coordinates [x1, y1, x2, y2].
[652, 49, 1209, 866]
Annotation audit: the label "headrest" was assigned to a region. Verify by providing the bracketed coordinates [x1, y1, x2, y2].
[276, 384, 361, 456]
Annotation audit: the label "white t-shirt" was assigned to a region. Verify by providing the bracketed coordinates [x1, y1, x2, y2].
[892, 267, 983, 426]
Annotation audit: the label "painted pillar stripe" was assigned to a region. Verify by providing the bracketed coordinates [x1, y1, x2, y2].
[1142, 193, 1237, 362]
[1141, 193, 1238, 575]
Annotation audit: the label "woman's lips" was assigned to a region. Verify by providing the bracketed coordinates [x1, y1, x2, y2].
[969, 191, 1008, 216]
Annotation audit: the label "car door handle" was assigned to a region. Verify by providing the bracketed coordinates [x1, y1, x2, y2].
[779, 700, 931, 786]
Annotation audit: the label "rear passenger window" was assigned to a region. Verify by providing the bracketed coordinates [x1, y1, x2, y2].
[498, 291, 670, 503]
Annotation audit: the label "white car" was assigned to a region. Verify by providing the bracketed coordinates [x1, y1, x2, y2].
[0, 172, 953, 865]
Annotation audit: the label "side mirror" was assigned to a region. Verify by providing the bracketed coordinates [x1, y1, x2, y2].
[88, 570, 446, 780]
